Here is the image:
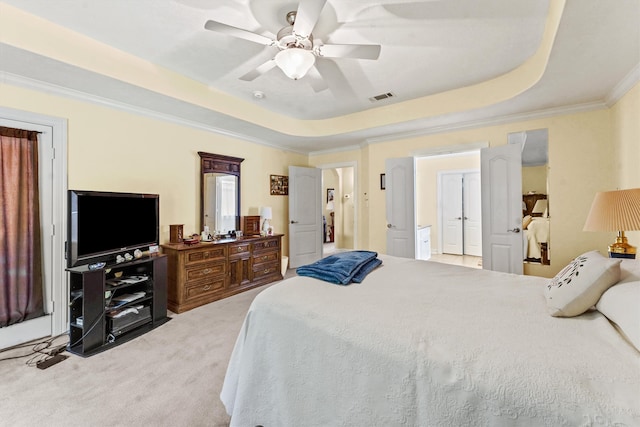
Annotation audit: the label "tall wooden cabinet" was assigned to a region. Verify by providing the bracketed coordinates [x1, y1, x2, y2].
[161, 234, 283, 313]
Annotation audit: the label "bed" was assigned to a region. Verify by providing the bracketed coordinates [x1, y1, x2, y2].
[523, 216, 550, 260]
[220, 254, 640, 426]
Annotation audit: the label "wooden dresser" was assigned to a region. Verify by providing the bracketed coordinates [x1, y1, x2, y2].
[161, 234, 283, 313]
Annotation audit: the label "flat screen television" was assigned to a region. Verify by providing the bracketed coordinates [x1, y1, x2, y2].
[67, 190, 159, 268]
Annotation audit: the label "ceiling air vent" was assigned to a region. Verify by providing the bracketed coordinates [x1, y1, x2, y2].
[369, 92, 395, 102]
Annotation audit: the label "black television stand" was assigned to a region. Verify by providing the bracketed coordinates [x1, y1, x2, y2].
[66, 255, 170, 357]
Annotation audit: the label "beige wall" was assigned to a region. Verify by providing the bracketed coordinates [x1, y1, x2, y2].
[610, 82, 640, 246]
[0, 83, 307, 256]
[522, 165, 548, 194]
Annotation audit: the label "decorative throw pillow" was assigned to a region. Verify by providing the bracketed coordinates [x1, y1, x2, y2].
[544, 250, 621, 317]
[596, 279, 640, 352]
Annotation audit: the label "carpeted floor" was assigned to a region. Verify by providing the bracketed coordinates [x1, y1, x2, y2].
[0, 270, 297, 427]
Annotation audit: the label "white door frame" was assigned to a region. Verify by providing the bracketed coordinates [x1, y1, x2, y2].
[0, 107, 68, 349]
[317, 161, 358, 249]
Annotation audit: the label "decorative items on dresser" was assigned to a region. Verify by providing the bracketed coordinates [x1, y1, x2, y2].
[161, 234, 283, 313]
[241, 215, 261, 236]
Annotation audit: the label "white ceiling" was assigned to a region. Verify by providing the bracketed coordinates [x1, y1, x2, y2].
[0, 0, 638, 154]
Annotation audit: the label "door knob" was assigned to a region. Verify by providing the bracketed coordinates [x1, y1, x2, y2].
[387, 224, 393, 229]
[508, 227, 521, 233]
[456, 217, 462, 220]
[290, 220, 299, 224]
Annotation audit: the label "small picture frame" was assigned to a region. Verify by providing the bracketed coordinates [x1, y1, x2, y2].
[380, 173, 386, 190]
[327, 188, 335, 203]
[270, 175, 288, 195]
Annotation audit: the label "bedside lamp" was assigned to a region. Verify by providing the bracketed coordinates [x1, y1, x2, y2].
[260, 206, 272, 234]
[583, 188, 640, 259]
[532, 199, 548, 217]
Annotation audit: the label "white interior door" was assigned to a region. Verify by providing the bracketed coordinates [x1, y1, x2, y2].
[481, 145, 523, 274]
[463, 171, 482, 256]
[441, 173, 463, 255]
[288, 166, 322, 268]
[385, 157, 416, 258]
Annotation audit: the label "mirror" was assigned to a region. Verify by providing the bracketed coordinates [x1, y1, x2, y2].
[199, 152, 244, 235]
[508, 129, 550, 265]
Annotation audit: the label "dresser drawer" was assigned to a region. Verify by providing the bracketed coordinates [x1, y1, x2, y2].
[184, 277, 225, 300]
[252, 251, 279, 264]
[185, 246, 226, 265]
[185, 261, 225, 283]
[252, 261, 280, 279]
[229, 242, 251, 257]
[252, 238, 280, 252]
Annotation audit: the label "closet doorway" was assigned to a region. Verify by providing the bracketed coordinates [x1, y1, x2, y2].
[415, 148, 482, 260]
[439, 170, 482, 256]
[321, 163, 356, 255]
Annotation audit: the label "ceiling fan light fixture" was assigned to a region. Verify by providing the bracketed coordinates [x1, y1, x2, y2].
[275, 48, 315, 80]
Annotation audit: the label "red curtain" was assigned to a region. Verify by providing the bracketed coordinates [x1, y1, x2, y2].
[0, 126, 44, 327]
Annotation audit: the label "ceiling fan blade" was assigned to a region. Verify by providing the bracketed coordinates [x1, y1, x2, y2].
[204, 20, 274, 46]
[293, 0, 327, 39]
[239, 59, 277, 81]
[305, 66, 329, 92]
[317, 44, 381, 60]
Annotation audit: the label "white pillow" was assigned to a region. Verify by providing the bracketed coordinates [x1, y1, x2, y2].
[544, 250, 621, 317]
[596, 260, 640, 352]
[617, 259, 640, 284]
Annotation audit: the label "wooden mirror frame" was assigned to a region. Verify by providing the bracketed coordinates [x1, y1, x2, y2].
[198, 152, 244, 233]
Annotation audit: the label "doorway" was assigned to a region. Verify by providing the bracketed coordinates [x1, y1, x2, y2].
[415, 150, 482, 260]
[0, 109, 67, 349]
[321, 163, 356, 255]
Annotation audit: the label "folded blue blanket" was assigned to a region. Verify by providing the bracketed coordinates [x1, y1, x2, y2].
[296, 250, 382, 285]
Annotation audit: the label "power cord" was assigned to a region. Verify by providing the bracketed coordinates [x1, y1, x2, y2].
[0, 333, 69, 367]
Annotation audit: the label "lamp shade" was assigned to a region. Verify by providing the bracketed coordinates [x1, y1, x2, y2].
[583, 188, 640, 231]
[275, 48, 315, 80]
[532, 199, 548, 216]
[259, 206, 272, 220]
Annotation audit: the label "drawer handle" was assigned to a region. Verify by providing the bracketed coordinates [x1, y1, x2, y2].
[262, 255, 269, 261]
[264, 269, 270, 274]
[202, 268, 213, 275]
[203, 285, 211, 291]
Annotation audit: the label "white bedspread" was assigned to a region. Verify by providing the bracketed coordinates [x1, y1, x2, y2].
[220, 255, 640, 426]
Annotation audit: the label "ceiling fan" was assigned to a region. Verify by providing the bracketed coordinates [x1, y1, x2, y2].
[204, 0, 381, 92]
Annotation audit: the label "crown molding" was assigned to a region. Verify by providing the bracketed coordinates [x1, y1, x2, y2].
[0, 72, 311, 155]
[3, 66, 636, 159]
[605, 62, 640, 107]
[361, 100, 608, 147]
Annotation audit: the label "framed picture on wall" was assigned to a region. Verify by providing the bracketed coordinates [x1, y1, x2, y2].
[327, 188, 335, 203]
[270, 175, 288, 195]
